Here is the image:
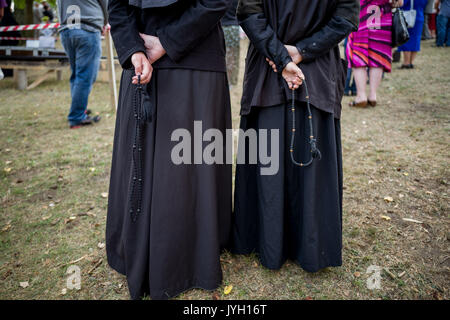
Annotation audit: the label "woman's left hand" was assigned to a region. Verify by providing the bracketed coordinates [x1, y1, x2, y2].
[282, 62, 304, 90]
[139, 33, 167, 64]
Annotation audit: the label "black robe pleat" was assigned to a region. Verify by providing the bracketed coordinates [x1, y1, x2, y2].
[106, 68, 232, 299]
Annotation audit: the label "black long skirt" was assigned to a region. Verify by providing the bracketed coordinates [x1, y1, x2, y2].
[231, 103, 343, 272]
[106, 68, 232, 299]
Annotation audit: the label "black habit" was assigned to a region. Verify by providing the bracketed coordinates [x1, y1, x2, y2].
[106, 0, 232, 299]
[231, 0, 359, 271]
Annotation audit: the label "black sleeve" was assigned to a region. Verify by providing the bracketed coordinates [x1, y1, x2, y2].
[237, 0, 292, 72]
[156, 0, 230, 62]
[108, 0, 146, 68]
[99, 0, 109, 26]
[295, 0, 360, 62]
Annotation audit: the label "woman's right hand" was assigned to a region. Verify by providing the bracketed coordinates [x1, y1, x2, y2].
[282, 62, 304, 90]
[131, 52, 153, 85]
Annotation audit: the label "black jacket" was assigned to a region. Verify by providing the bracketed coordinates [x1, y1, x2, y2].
[221, 0, 239, 27]
[109, 0, 229, 72]
[237, 0, 359, 118]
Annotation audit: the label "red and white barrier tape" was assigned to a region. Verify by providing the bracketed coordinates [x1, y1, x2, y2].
[0, 37, 38, 41]
[0, 23, 60, 33]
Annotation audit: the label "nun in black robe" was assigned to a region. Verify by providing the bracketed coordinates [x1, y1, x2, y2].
[231, 0, 360, 272]
[106, 0, 232, 299]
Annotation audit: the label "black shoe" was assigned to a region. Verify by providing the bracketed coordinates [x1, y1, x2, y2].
[393, 51, 401, 63]
[70, 115, 101, 129]
[86, 109, 92, 115]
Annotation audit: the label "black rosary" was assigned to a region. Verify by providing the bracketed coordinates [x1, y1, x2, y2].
[289, 79, 322, 167]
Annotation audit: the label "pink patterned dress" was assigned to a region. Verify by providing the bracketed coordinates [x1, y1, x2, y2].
[346, 0, 393, 72]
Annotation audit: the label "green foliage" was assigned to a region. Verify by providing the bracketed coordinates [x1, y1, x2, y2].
[14, 0, 57, 10]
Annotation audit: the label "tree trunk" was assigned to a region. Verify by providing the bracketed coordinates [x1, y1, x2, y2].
[25, 0, 33, 24]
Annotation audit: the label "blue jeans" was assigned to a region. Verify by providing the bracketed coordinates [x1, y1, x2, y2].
[436, 14, 450, 47]
[60, 28, 101, 125]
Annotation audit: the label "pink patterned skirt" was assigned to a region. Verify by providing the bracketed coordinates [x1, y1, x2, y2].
[346, 0, 393, 72]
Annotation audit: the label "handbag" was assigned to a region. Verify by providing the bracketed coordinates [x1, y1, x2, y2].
[403, 0, 417, 28]
[391, 8, 410, 47]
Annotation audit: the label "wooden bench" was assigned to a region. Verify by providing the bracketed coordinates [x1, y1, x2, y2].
[0, 46, 69, 90]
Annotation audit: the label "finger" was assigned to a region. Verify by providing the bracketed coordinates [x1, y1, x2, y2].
[288, 81, 293, 90]
[134, 57, 143, 76]
[141, 62, 152, 84]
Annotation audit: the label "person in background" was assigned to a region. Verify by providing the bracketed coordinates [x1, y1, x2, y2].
[398, 0, 429, 69]
[57, 0, 108, 129]
[428, 0, 438, 38]
[422, 0, 435, 40]
[33, 1, 43, 23]
[221, 0, 240, 87]
[435, 0, 450, 46]
[0, 0, 7, 22]
[347, 0, 403, 108]
[343, 37, 357, 96]
[42, 1, 55, 22]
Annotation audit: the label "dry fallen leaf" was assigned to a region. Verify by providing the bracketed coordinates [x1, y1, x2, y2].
[89, 167, 96, 172]
[380, 215, 391, 221]
[19, 281, 29, 288]
[2, 224, 11, 232]
[212, 292, 220, 300]
[61, 288, 67, 295]
[97, 242, 105, 249]
[224, 285, 233, 295]
[101, 192, 108, 198]
[4, 167, 12, 173]
[383, 196, 394, 203]
[354, 272, 361, 278]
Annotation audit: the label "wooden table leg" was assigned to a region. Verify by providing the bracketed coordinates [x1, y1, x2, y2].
[56, 69, 63, 81]
[16, 69, 27, 90]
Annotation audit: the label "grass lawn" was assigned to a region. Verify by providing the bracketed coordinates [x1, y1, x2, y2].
[0, 39, 449, 300]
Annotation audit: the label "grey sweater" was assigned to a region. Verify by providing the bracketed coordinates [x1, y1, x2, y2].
[57, 0, 108, 33]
